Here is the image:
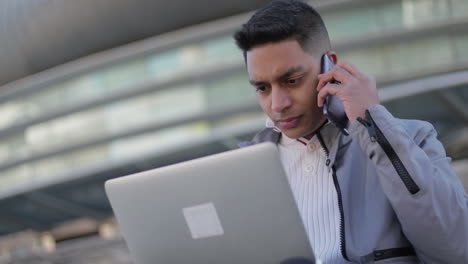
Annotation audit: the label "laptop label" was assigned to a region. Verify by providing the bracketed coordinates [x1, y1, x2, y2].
[182, 202, 225, 239]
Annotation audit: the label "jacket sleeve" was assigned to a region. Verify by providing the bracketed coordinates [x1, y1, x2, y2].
[348, 105, 468, 263]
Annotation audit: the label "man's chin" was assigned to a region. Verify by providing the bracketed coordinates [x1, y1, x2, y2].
[279, 128, 305, 140]
[280, 125, 323, 140]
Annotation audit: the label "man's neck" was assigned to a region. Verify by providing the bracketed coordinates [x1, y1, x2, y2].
[303, 119, 328, 140]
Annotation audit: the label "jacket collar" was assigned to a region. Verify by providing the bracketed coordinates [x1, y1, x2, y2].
[316, 122, 344, 168]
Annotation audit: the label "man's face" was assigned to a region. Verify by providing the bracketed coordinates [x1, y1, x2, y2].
[246, 39, 326, 139]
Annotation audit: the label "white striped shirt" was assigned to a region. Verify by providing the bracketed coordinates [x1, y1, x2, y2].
[278, 133, 348, 264]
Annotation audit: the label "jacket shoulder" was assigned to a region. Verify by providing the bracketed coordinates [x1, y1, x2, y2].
[398, 118, 436, 143]
[238, 128, 281, 148]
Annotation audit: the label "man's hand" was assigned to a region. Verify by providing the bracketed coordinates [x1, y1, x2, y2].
[316, 61, 380, 121]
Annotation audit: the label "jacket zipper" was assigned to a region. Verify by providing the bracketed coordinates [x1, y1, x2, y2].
[317, 132, 349, 261]
[357, 110, 420, 195]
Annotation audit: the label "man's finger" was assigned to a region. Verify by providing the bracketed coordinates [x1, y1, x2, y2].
[317, 83, 340, 107]
[317, 74, 332, 91]
[337, 60, 362, 77]
[317, 66, 353, 91]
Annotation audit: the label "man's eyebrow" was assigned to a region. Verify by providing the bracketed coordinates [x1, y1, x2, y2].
[277, 66, 305, 81]
[249, 79, 266, 86]
[249, 65, 305, 86]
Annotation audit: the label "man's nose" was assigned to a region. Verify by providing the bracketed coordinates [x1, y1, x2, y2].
[271, 87, 292, 113]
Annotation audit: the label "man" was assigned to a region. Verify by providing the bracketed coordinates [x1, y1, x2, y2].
[234, 0, 468, 263]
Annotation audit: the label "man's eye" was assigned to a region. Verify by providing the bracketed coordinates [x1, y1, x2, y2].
[287, 78, 302, 85]
[256, 86, 267, 93]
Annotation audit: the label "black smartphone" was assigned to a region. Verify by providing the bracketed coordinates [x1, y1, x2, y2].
[321, 55, 349, 136]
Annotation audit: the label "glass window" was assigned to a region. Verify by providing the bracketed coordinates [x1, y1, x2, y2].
[95, 59, 148, 94]
[401, 0, 451, 28]
[210, 112, 265, 138]
[11, 85, 205, 160]
[104, 84, 206, 133]
[0, 74, 107, 130]
[0, 165, 31, 188]
[384, 36, 454, 76]
[205, 74, 254, 109]
[0, 112, 265, 191]
[454, 35, 468, 63]
[339, 48, 387, 79]
[340, 33, 462, 82]
[147, 50, 181, 79]
[2, 72, 258, 165]
[323, 6, 381, 42]
[24, 110, 108, 152]
[35, 145, 110, 181]
[450, 0, 468, 19]
[451, 84, 468, 103]
[383, 87, 463, 137]
[0, 101, 25, 129]
[46, 75, 100, 110]
[323, 0, 457, 42]
[378, 1, 405, 31]
[0, 35, 241, 131]
[202, 36, 242, 64]
[0, 144, 111, 192]
[0, 133, 28, 162]
[109, 122, 211, 161]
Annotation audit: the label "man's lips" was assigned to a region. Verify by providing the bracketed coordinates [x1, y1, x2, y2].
[276, 115, 302, 129]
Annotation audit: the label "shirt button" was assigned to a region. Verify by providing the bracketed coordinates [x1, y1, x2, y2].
[304, 164, 313, 173]
[307, 143, 319, 152]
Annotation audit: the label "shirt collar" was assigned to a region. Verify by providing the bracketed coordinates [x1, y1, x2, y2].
[266, 117, 324, 147]
[279, 132, 321, 147]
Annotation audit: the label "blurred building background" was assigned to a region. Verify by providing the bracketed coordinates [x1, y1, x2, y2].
[0, 0, 467, 263]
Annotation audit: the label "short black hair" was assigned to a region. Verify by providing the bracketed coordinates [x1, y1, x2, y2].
[234, 0, 330, 58]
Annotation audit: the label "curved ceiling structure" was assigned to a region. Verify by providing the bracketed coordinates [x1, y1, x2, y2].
[0, 0, 269, 87]
[0, 0, 273, 238]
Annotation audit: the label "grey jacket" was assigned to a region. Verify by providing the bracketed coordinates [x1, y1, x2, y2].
[244, 105, 468, 263]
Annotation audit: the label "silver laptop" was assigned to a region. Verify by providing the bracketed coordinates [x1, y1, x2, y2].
[105, 142, 314, 264]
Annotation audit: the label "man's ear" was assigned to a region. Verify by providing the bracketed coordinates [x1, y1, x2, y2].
[326, 51, 338, 64]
